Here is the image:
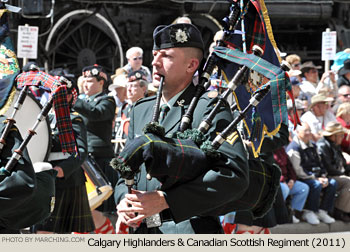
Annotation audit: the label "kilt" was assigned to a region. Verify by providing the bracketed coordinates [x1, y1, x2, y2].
[234, 185, 291, 228]
[36, 184, 95, 233]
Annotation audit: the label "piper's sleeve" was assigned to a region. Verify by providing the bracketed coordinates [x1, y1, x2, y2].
[163, 96, 249, 223]
[0, 126, 36, 217]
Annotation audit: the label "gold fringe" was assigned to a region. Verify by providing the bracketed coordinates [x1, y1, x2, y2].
[259, 0, 282, 63]
[0, 85, 16, 115]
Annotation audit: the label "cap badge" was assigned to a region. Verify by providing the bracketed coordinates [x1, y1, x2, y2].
[91, 68, 99, 75]
[175, 29, 188, 43]
[135, 72, 141, 79]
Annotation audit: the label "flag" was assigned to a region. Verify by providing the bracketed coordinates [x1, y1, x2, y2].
[214, 0, 291, 157]
[0, 4, 20, 115]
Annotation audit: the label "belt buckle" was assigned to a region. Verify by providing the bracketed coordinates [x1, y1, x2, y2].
[145, 213, 162, 228]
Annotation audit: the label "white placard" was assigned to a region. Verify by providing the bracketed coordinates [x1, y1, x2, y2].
[321, 31, 337, 61]
[17, 25, 39, 59]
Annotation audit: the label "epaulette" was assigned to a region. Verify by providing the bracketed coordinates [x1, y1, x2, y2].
[71, 111, 83, 121]
[72, 117, 83, 122]
[9, 127, 18, 132]
[107, 97, 116, 103]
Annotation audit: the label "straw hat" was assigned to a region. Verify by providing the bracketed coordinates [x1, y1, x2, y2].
[300, 61, 322, 73]
[322, 121, 344, 136]
[108, 74, 128, 91]
[310, 93, 333, 107]
[110, 68, 127, 81]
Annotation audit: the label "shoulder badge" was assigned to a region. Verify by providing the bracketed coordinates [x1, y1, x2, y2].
[225, 131, 239, 145]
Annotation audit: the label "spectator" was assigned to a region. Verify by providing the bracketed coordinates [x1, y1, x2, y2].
[286, 122, 337, 225]
[336, 103, 350, 159]
[122, 47, 152, 83]
[290, 76, 302, 99]
[317, 122, 350, 222]
[112, 70, 148, 154]
[332, 85, 350, 113]
[300, 93, 335, 142]
[337, 59, 350, 88]
[286, 54, 301, 70]
[331, 49, 350, 73]
[273, 147, 310, 224]
[108, 71, 128, 108]
[126, 70, 148, 104]
[299, 61, 321, 102]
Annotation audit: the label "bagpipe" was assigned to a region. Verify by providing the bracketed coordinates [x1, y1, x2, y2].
[111, 0, 293, 219]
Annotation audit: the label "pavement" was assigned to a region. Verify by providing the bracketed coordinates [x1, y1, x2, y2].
[270, 220, 350, 234]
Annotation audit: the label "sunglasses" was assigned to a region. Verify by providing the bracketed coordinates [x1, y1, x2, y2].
[292, 63, 300, 67]
[132, 56, 143, 61]
[341, 94, 350, 98]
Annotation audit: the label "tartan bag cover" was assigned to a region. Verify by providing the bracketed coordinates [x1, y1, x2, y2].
[112, 132, 280, 218]
[112, 133, 209, 190]
[16, 71, 77, 155]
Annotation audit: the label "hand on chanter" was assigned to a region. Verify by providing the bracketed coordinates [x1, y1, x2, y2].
[117, 189, 169, 227]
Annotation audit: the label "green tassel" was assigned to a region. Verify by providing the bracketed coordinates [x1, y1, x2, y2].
[200, 140, 221, 159]
[175, 128, 206, 146]
[110, 158, 134, 180]
[142, 122, 165, 137]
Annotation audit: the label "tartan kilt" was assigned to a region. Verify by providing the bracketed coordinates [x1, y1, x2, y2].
[36, 185, 95, 233]
[236, 158, 281, 219]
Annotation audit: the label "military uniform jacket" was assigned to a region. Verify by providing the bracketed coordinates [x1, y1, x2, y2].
[73, 92, 116, 158]
[115, 84, 249, 234]
[49, 112, 87, 188]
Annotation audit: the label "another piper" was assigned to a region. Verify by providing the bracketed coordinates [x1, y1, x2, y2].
[114, 23, 249, 234]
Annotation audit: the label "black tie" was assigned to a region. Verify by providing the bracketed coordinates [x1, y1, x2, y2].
[159, 104, 170, 123]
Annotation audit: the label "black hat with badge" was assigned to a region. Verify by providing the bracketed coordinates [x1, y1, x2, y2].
[82, 64, 108, 82]
[338, 59, 350, 76]
[128, 70, 148, 82]
[153, 23, 204, 52]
